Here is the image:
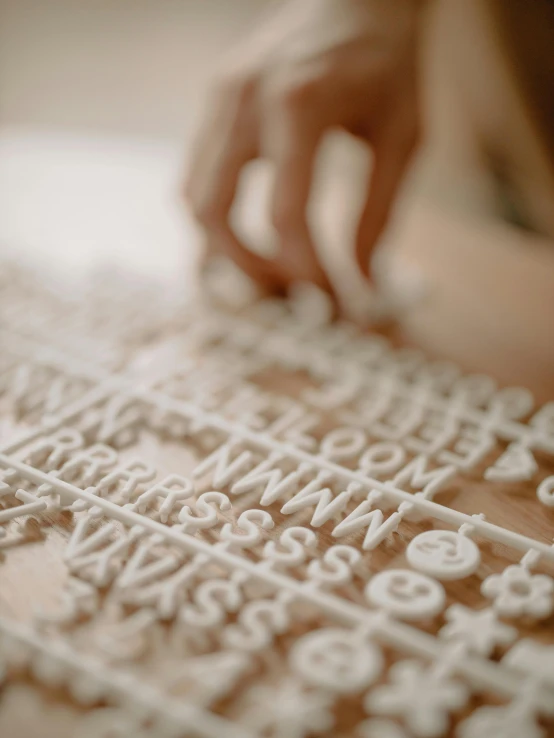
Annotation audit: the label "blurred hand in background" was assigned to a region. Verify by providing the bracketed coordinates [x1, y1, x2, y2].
[184, 0, 423, 296]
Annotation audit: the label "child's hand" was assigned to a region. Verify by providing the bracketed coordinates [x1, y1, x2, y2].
[185, 0, 422, 294]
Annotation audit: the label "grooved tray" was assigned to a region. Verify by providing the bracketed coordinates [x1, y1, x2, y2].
[1, 259, 553, 738]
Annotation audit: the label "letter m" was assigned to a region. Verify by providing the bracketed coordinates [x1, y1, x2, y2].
[392, 454, 455, 498]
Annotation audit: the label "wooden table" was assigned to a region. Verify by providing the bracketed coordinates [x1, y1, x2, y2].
[1, 133, 554, 736]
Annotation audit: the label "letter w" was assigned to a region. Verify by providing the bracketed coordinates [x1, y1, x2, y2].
[193, 442, 253, 489]
[332, 496, 402, 550]
[231, 454, 310, 506]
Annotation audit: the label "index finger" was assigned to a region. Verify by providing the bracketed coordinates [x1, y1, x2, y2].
[185, 78, 288, 291]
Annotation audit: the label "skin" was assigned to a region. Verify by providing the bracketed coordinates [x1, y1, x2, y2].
[394, 0, 554, 399]
[184, 0, 422, 296]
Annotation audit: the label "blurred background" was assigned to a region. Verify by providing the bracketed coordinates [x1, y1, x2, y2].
[0, 0, 264, 139]
[1, 0, 553, 398]
[0, 0, 270, 281]
[0, 0, 462, 278]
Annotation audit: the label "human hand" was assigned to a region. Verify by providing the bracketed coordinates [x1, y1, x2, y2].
[185, 0, 423, 296]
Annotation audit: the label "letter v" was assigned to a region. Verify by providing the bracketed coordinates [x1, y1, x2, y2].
[116, 539, 181, 590]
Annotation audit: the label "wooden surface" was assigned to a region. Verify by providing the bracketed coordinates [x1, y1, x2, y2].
[1, 0, 554, 733]
[0, 253, 554, 737]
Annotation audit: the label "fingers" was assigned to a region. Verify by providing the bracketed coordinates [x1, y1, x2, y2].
[185, 74, 286, 291]
[355, 119, 419, 281]
[264, 76, 335, 295]
[186, 68, 416, 296]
